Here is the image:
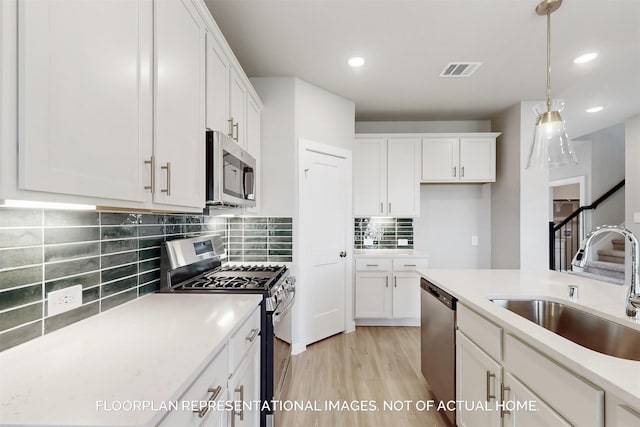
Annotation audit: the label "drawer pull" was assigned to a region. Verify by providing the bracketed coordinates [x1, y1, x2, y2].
[231, 384, 245, 426]
[245, 328, 260, 343]
[404, 264, 417, 267]
[192, 385, 222, 418]
[365, 264, 379, 267]
[486, 371, 496, 402]
[500, 383, 512, 418]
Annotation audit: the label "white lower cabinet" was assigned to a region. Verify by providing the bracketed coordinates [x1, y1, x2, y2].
[502, 372, 570, 427]
[457, 303, 606, 427]
[354, 257, 427, 323]
[159, 345, 229, 427]
[228, 339, 261, 427]
[456, 331, 502, 427]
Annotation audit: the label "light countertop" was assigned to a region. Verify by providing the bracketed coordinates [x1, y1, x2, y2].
[419, 269, 640, 410]
[354, 249, 429, 258]
[0, 293, 262, 426]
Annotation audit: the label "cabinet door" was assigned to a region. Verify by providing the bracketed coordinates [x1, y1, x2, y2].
[154, 0, 205, 208]
[229, 67, 247, 148]
[392, 272, 420, 318]
[205, 32, 229, 133]
[502, 372, 571, 427]
[354, 272, 392, 318]
[421, 138, 459, 182]
[18, 0, 152, 202]
[387, 138, 420, 217]
[229, 340, 261, 427]
[353, 139, 387, 216]
[459, 138, 495, 182]
[244, 95, 261, 214]
[456, 331, 502, 427]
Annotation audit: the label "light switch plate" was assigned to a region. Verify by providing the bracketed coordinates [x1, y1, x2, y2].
[635, 212, 640, 223]
[471, 236, 479, 246]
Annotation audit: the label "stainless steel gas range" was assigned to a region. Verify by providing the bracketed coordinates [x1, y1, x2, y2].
[160, 234, 295, 427]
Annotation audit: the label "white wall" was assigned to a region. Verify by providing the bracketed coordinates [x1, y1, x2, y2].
[355, 120, 491, 134]
[413, 184, 491, 268]
[626, 114, 640, 238]
[250, 77, 296, 217]
[294, 79, 355, 151]
[520, 101, 550, 270]
[490, 104, 522, 268]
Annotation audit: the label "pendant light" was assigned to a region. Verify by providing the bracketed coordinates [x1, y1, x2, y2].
[526, 0, 578, 169]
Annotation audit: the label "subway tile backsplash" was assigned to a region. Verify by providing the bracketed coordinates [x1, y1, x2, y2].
[354, 217, 414, 249]
[0, 208, 292, 352]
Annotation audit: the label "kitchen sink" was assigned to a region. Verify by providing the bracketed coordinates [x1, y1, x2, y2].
[491, 298, 640, 361]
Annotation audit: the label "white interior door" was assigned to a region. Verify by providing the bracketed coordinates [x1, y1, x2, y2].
[299, 142, 349, 345]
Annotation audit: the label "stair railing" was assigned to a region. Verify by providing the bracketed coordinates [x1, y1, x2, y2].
[549, 179, 625, 271]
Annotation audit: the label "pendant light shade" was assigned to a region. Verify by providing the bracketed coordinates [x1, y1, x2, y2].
[527, 100, 577, 168]
[526, 0, 578, 169]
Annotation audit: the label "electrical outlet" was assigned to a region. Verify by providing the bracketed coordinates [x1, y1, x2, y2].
[48, 285, 82, 316]
[471, 235, 479, 246]
[635, 212, 640, 224]
[398, 239, 409, 246]
[364, 238, 374, 246]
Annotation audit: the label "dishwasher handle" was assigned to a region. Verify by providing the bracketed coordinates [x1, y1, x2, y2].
[421, 278, 457, 310]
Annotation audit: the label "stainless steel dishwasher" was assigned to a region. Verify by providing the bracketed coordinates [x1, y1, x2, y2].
[421, 278, 457, 426]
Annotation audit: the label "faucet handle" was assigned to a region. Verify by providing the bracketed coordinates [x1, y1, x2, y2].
[568, 285, 579, 300]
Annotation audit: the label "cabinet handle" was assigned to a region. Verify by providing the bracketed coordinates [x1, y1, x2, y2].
[192, 385, 222, 418]
[500, 383, 511, 418]
[394, 276, 397, 288]
[228, 117, 234, 138]
[161, 162, 171, 196]
[245, 328, 260, 343]
[461, 166, 465, 177]
[385, 276, 388, 288]
[234, 385, 245, 422]
[144, 156, 155, 193]
[233, 122, 239, 142]
[404, 264, 417, 267]
[453, 166, 457, 177]
[388, 202, 391, 213]
[486, 371, 496, 402]
[380, 202, 383, 213]
[366, 264, 379, 267]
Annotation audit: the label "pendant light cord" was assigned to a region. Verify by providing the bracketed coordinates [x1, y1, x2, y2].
[546, 11, 552, 112]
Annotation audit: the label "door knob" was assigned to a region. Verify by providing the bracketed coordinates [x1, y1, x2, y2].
[339, 251, 347, 258]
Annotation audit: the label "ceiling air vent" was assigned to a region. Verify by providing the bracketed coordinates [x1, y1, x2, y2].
[440, 62, 482, 78]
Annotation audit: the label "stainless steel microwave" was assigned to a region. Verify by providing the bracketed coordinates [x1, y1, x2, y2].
[205, 130, 256, 208]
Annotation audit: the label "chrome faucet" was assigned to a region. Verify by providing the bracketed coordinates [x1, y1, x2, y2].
[571, 225, 640, 317]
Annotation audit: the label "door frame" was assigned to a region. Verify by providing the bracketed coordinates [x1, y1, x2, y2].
[548, 176, 587, 241]
[293, 138, 354, 354]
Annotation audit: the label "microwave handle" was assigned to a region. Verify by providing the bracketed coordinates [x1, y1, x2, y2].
[243, 167, 254, 199]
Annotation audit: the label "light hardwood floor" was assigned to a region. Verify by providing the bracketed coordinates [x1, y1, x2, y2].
[278, 326, 451, 427]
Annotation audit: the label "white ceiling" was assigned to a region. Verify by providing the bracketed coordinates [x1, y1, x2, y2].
[205, 0, 640, 138]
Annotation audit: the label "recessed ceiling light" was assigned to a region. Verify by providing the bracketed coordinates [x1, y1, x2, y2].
[348, 56, 365, 68]
[585, 106, 604, 113]
[573, 52, 598, 64]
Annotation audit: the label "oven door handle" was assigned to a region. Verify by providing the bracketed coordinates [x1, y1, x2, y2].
[272, 287, 296, 326]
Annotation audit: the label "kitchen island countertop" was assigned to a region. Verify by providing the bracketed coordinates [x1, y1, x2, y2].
[419, 269, 640, 411]
[354, 248, 429, 258]
[0, 293, 262, 426]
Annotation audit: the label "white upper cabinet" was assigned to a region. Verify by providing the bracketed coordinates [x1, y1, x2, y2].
[4, 0, 262, 211]
[354, 137, 420, 217]
[421, 133, 500, 183]
[17, 0, 153, 203]
[353, 138, 387, 216]
[153, 0, 205, 208]
[387, 138, 421, 216]
[205, 32, 230, 133]
[229, 66, 247, 148]
[244, 94, 261, 214]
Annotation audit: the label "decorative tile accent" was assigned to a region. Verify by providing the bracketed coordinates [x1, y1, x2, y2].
[354, 218, 414, 249]
[0, 207, 292, 352]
